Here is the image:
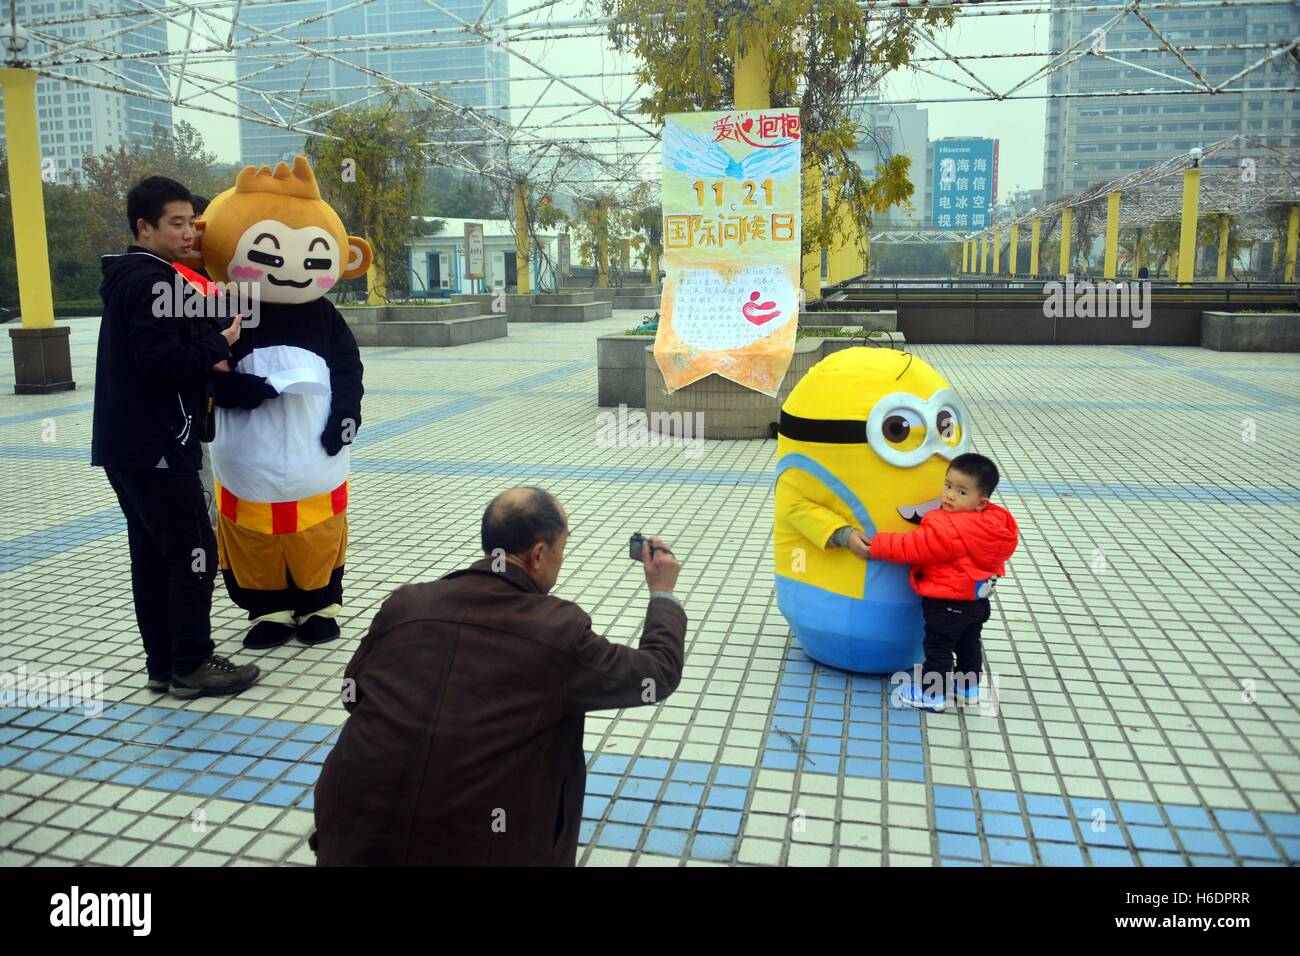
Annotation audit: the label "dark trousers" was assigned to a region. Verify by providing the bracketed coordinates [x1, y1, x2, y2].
[921, 597, 990, 692]
[105, 467, 217, 677]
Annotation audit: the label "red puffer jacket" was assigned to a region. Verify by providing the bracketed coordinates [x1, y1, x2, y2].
[869, 502, 1019, 601]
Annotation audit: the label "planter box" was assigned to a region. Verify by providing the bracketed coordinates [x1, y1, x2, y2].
[347, 313, 506, 347]
[801, 309, 897, 331]
[1201, 311, 1300, 351]
[640, 329, 894, 439]
[597, 335, 653, 407]
[450, 292, 612, 322]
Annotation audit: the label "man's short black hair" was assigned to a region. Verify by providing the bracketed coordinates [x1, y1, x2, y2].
[949, 453, 999, 497]
[191, 195, 210, 217]
[481, 487, 567, 556]
[126, 176, 193, 237]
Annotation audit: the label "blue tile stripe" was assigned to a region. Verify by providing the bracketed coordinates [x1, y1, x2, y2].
[0, 403, 94, 428]
[0, 509, 126, 573]
[2, 685, 1295, 866]
[1110, 347, 1300, 406]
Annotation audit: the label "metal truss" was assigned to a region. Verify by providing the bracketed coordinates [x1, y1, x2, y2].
[987, 134, 1300, 241]
[2, 0, 1298, 205]
[868, 226, 969, 243]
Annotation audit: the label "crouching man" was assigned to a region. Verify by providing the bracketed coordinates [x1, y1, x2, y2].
[311, 486, 686, 865]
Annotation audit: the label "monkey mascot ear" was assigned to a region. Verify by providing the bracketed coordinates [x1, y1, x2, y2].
[341, 236, 373, 280]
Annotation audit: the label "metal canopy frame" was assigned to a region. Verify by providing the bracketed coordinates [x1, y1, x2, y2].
[982, 134, 1300, 243]
[2, 0, 1298, 205]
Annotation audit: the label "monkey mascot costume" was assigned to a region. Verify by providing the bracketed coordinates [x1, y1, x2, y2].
[194, 156, 372, 648]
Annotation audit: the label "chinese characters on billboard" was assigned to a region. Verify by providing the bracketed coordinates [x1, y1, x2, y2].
[654, 109, 802, 396]
[931, 139, 999, 231]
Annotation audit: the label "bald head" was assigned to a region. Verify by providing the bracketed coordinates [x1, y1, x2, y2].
[481, 487, 567, 557]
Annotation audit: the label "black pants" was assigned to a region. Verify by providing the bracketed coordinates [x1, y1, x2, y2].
[921, 597, 990, 691]
[105, 467, 217, 678]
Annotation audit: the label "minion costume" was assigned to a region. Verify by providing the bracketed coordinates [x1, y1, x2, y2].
[193, 157, 372, 648]
[773, 348, 975, 673]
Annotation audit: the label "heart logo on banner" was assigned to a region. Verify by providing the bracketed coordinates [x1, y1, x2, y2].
[671, 267, 796, 351]
[741, 291, 780, 326]
[742, 118, 754, 133]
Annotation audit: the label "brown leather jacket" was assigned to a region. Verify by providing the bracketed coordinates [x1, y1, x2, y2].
[311, 558, 687, 866]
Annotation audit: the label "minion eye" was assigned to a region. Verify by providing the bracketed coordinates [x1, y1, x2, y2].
[881, 409, 922, 445]
[937, 407, 961, 443]
[883, 415, 909, 442]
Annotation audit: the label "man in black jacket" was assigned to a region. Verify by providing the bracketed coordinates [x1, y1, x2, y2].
[91, 176, 261, 698]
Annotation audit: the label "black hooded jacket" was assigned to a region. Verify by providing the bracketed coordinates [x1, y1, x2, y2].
[90, 246, 230, 472]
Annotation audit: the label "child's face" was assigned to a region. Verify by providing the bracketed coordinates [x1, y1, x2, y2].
[942, 468, 988, 513]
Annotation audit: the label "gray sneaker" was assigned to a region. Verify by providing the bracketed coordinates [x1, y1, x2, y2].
[170, 655, 260, 699]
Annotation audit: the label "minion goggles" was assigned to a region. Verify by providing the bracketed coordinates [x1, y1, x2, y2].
[778, 388, 974, 469]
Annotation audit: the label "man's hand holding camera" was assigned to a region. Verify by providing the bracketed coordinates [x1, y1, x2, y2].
[631, 532, 680, 594]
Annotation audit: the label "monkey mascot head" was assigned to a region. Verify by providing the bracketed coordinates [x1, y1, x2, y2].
[194, 155, 372, 305]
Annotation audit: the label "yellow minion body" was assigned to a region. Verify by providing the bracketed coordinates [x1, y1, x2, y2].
[772, 347, 974, 673]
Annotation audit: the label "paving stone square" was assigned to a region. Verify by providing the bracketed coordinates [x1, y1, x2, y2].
[1, 311, 1297, 866]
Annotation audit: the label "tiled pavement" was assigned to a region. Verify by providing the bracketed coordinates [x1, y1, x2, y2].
[1, 312, 1298, 867]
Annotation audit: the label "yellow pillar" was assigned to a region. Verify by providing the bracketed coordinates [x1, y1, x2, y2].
[861, 229, 870, 278]
[1, 70, 55, 329]
[620, 238, 631, 273]
[1009, 224, 1019, 275]
[734, 25, 770, 109]
[1030, 218, 1041, 277]
[981, 234, 990, 274]
[514, 182, 531, 294]
[1103, 192, 1121, 279]
[1216, 214, 1230, 281]
[826, 179, 844, 285]
[802, 159, 822, 301]
[1177, 167, 1201, 285]
[961, 239, 969, 274]
[1131, 229, 1142, 278]
[1059, 207, 1073, 276]
[595, 201, 609, 289]
[1285, 205, 1299, 283]
[649, 246, 660, 286]
[992, 229, 1001, 274]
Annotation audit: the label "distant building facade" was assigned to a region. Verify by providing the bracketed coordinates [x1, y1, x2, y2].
[1042, 3, 1299, 199]
[0, 0, 170, 182]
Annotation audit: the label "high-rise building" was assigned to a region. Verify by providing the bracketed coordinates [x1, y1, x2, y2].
[234, 0, 510, 168]
[850, 101, 930, 224]
[0, 0, 171, 181]
[1043, 3, 1299, 200]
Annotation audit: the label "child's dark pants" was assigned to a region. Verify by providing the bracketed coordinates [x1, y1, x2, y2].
[920, 597, 990, 693]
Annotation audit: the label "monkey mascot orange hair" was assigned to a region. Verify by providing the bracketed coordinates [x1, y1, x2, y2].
[193, 156, 372, 649]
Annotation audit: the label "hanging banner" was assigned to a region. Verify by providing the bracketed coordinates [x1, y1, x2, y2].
[464, 222, 485, 279]
[558, 232, 571, 277]
[654, 108, 802, 396]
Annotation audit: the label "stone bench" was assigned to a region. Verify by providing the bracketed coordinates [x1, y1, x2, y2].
[340, 302, 508, 347]
[1201, 311, 1300, 351]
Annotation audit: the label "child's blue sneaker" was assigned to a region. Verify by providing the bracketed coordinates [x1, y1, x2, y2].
[897, 684, 946, 712]
[952, 680, 981, 702]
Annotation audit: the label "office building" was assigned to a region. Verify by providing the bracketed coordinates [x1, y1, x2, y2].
[1043, 2, 1300, 199]
[235, 0, 510, 167]
[0, 0, 170, 181]
[850, 101, 930, 225]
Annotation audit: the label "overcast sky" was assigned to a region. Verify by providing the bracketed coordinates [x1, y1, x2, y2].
[170, 1, 1050, 196]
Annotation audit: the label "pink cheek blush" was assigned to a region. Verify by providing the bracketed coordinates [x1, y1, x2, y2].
[230, 266, 264, 279]
[316, 277, 336, 289]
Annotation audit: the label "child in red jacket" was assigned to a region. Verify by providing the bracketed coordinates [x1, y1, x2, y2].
[844, 453, 1019, 711]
